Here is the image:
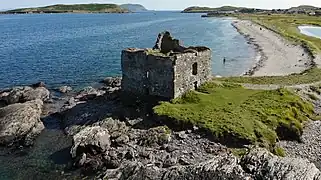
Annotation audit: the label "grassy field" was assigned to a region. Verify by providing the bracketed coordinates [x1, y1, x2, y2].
[154, 82, 314, 150]
[238, 14, 321, 54]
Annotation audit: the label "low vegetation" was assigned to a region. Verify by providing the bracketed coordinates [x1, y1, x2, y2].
[182, 6, 245, 13]
[154, 82, 314, 149]
[217, 68, 321, 85]
[5, 4, 129, 13]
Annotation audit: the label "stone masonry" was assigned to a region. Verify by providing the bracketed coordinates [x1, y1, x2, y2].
[121, 31, 212, 99]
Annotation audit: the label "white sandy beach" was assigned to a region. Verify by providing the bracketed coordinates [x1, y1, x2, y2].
[232, 20, 314, 76]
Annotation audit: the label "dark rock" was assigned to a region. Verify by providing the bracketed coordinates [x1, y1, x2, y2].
[163, 156, 177, 168]
[0, 99, 44, 146]
[178, 157, 191, 165]
[31, 81, 46, 88]
[177, 131, 188, 139]
[58, 86, 72, 93]
[101, 77, 122, 88]
[75, 86, 105, 101]
[139, 126, 171, 146]
[115, 135, 130, 145]
[4, 86, 50, 105]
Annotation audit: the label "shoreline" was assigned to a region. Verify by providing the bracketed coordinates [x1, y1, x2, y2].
[232, 19, 315, 76]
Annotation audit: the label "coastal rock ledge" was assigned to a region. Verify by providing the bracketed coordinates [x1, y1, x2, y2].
[0, 99, 44, 146]
[102, 148, 321, 180]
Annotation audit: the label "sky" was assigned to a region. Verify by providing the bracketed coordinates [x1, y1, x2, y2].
[1, 0, 321, 11]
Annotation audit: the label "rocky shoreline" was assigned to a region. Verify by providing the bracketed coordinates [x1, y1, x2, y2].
[1, 77, 321, 179]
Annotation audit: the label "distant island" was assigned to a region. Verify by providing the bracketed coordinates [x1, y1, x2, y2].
[182, 6, 246, 13]
[0, 4, 130, 14]
[182, 5, 321, 16]
[120, 4, 148, 12]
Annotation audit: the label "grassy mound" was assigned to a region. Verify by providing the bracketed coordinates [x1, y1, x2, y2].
[217, 68, 321, 85]
[154, 82, 314, 148]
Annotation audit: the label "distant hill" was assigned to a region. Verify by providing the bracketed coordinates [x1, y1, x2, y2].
[287, 5, 321, 12]
[1, 4, 130, 14]
[182, 6, 245, 13]
[120, 4, 147, 12]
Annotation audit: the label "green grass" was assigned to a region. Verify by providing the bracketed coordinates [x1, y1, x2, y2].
[154, 82, 314, 148]
[7, 4, 128, 13]
[217, 68, 321, 85]
[273, 146, 286, 157]
[238, 14, 321, 54]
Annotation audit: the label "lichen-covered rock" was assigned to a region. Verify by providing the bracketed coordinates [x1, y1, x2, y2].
[0, 99, 44, 146]
[4, 86, 50, 105]
[102, 154, 250, 180]
[71, 126, 111, 158]
[242, 148, 321, 180]
[139, 126, 171, 146]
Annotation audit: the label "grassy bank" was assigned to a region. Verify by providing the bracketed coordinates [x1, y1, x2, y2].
[238, 14, 321, 54]
[154, 82, 314, 149]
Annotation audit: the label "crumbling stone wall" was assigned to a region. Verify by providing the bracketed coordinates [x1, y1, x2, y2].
[173, 47, 212, 98]
[121, 49, 175, 98]
[121, 32, 212, 99]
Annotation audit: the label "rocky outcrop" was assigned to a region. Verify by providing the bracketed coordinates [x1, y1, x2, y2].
[0, 99, 44, 146]
[242, 148, 321, 180]
[71, 126, 110, 158]
[100, 147, 321, 180]
[58, 86, 72, 93]
[75, 86, 106, 101]
[100, 77, 122, 88]
[1, 86, 50, 105]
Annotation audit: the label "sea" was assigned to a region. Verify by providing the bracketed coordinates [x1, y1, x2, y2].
[299, 26, 321, 39]
[0, 11, 256, 89]
[0, 11, 257, 179]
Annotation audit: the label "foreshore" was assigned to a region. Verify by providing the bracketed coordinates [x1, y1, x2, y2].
[232, 20, 315, 76]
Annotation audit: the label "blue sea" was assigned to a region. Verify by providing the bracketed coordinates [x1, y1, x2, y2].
[0, 11, 257, 179]
[0, 11, 256, 89]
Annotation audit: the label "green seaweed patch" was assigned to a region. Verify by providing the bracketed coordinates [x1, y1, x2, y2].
[154, 82, 314, 148]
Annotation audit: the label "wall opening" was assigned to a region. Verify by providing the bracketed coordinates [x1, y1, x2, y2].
[194, 81, 198, 90]
[192, 62, 198, 75]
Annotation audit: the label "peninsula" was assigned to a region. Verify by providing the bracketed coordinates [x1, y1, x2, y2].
[0, 4, 130, 14]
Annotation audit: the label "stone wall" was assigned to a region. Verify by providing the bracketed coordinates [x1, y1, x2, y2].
[121, 48, 175, 98]
[173, 47, 212, 98]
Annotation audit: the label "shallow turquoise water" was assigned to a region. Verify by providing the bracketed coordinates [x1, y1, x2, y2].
[0, 12, 256, 89]
[299, 26, 321, 39]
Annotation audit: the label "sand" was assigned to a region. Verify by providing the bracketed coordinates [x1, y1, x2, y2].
[232, 20, 314, 76]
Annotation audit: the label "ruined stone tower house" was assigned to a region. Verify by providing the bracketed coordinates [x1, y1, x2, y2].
[121, 32, 212, 99]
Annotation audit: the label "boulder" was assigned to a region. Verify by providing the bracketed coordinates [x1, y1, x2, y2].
[58, 86, 72, 93]
[242, 148, 321, 180]
[101, 77, 122, 88]
[71, 126, 111, 158]
[4, 86, 50, 105]
[0, 99, 44, 146]
[31, 82, 46, 88]
[139, 126, 171, 146]
[75, 86, 106, 101]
